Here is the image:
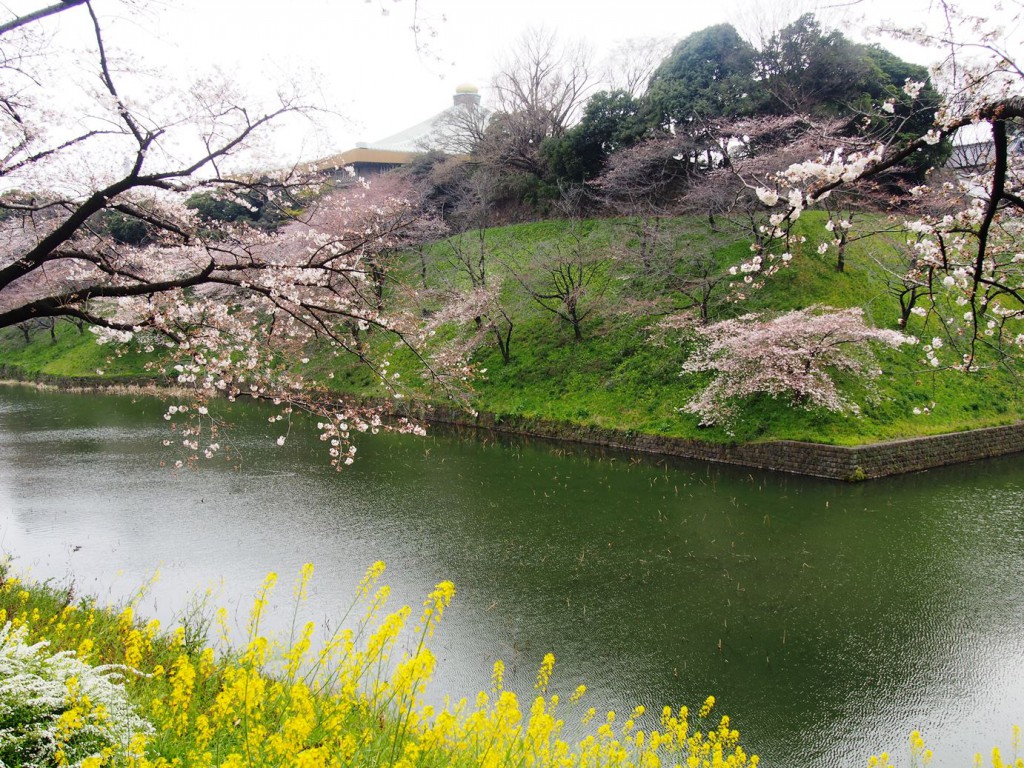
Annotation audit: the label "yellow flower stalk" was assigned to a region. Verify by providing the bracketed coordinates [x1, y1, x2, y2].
[535, 652, 556, 692]
[2, 561, 771, 768]
[294, 562, 315, 602]
[248, 570, 278, 636]
[356, 560, 387, 601]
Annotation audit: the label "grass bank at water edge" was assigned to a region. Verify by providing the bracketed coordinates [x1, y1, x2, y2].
[0, 560, 758, 768]
[2, 560, 1022, 768]
[4, 216, 1024, 448]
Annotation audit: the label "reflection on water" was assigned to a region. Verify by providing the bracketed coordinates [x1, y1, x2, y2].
[1, 385, 1023, 767]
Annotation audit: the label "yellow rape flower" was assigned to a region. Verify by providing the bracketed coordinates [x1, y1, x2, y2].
[77, 638, 94, 660]
[535, 653, 556, 692]
[123, 629, 144, 668]
[356, 561, 386, 600]
[166, 654, 196, 735]
[698, 695, 716, 718]
[491, 659, 505, 693]
[285, 621, 316, 681]
[416, 580, 456, 638]
[294, 562, 314, 602]
[248, 571, 278, 636]
[212, 606, 230, 646]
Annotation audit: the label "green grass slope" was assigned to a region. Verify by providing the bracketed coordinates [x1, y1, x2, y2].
[0, 324, 153, 380]
[3, 214, 1023, 446]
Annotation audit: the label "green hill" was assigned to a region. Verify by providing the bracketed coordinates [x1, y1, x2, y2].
[3, 214, 1023, 446]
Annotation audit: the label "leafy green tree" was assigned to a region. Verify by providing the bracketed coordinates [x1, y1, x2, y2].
[858, 45, 948, 173]
[859, 45, 932, 104]
[103, 210, 150, 246]
[541, 89, 648, 183]
[755, 14, 870, 115]
[753, 15, 946, 173]
[184, 182, 293, 231]
[184, 191, 257, 224]
[646, 25, 759, 128]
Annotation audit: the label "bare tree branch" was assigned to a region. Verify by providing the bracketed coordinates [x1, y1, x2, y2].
[0, 0, 87, 37]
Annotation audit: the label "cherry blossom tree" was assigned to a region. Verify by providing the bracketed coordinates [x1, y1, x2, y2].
[512, 197, 610, 342]
[735, 1, 1024, 372]
[663, 239, 739, 324]
[416, 170, 521, 365]
[591, 133, 712, 287]
[515, 236, 607, 342]
[594, 131, 719, 209]
[681, 306, 910, 427]
[429, 283, 516, 365]
[0, 0, 452, 467]
[306, 174, 447, 315]
[866, 236, 933, 330]
[84, 181, 453, 468]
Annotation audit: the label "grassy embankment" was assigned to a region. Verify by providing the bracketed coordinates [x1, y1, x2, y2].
[2, 214, 1023, 446]
[0, 560, 756, 768]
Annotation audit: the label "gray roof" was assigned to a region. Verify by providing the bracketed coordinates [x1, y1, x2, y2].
[356, 110, 452, 153]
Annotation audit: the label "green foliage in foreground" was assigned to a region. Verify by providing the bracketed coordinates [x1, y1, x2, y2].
[0, 560, 758, 768]
[2, 215, 1024, 446]
[0, 563, 1020, 768]
[0, 622, 152, 767]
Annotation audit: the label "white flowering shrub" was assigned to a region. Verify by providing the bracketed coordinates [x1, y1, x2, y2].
[681, 306, 911, 428]
[0, 623, 152, 768]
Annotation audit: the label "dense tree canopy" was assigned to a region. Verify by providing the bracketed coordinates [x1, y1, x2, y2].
[754, 14, 868, 115]
[541, 89, 648, 183]
[534, 15, 944, 188]
[646, 24, 759, 127]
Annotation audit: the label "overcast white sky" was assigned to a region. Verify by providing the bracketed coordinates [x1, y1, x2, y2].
[8, 0, 1017, 164]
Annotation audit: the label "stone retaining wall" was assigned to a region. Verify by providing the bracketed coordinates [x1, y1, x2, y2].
[6, 374, 1023, 481]
[407, 405, 1024, 480]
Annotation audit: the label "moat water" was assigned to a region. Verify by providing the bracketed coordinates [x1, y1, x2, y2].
[1, 385, 1022, 767]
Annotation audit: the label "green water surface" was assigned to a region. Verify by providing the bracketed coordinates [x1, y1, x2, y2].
[0, 385, 1021, 767]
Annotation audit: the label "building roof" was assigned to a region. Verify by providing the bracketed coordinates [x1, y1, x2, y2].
[312, 86, 485, 175]
[356, 109, 453, 154]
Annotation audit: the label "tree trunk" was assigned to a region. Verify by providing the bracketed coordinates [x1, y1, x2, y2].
[492, 322, 512, 364]
[570, 314, 583, 341]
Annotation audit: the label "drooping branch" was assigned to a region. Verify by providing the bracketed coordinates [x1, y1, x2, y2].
[0, 0, 466, 467]
[0, 259, 217, 327]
